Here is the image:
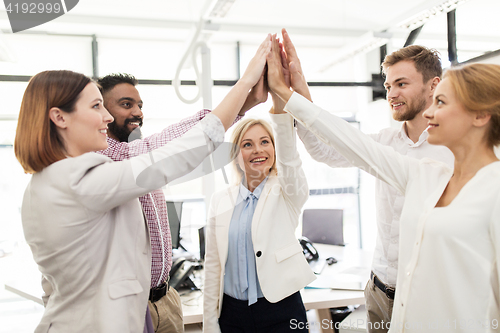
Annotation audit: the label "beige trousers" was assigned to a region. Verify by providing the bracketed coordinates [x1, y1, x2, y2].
[364, 275, 394, 333]
[148, 287, 184, 333]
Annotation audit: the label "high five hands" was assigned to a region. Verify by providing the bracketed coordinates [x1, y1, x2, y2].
[267, 29, 312, 107]
[241, 29, 311, 116]
[280, 29, 312, 102]
[238, 35, 272, 115]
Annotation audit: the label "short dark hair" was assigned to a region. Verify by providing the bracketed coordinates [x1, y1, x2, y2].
[382, 45, 442, 83]
[97, 73, 138, 95]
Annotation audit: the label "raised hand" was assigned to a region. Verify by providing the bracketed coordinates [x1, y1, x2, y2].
[239, 73, 268, 115]
[279, 40, 291, 89]
[266, 34, 293, 103]
[240, 34, 272, 88]
[269, 37, 291, 114]
[211, 35, 271, 130]
[282, 28, 312, 102]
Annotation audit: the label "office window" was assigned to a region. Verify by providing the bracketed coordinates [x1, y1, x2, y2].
[0, 34, 92, 76]
[209, 42, 239, 80]
[0, 82, 28, 123]
[298, 116, 363, 249]
[0, 146, 31, 243]
[98, 38, 184, 79]
[99, 38, 238, 81]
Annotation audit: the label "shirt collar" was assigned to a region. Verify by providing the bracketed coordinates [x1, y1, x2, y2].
[239, 175, 269, 200]
[399, 122, 429, 148]
[108, 136, 119, 143]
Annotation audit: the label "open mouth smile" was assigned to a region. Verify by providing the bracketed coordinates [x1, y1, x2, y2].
[392, 102, 405, 110]
[427, 123, 438, 130]
[250, 157, 268, 164]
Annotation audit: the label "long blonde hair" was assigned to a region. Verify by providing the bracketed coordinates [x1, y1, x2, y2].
[229, 118, 276, 185]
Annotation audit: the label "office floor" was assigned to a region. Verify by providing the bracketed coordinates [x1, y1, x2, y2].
[0, 288, 43, 333]
[0, 252, 44, 333]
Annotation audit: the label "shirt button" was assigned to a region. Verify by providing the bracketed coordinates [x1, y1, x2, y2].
[407, 271, 411, 276]
[256, 251, 262, 257]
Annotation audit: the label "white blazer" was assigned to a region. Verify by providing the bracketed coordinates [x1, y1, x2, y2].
[22, 118, 223, 333]
[203, 113, 316, 333]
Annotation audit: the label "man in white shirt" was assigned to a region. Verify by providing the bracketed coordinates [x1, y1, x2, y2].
[281, 30, 454, 333]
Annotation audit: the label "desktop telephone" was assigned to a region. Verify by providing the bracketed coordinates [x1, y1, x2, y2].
[169, 257, 197, 290]
[299, 237, 319, 262]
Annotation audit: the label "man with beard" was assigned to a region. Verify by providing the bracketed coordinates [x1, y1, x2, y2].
[95, 73, 265, 333]
[292, 44, 454, 332]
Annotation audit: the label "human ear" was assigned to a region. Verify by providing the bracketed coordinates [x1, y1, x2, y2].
[473, 111, 492, 128]
[429, 77, 440, 93]
[49, 107, 68, 129]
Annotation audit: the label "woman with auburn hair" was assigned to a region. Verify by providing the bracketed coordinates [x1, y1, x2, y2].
[14, 35, 270, 333]
[203, 110, 315, 331]
[267, 32, 500, 332]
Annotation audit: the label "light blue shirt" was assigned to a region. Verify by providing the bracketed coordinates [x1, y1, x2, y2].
[223, 176, 268, 305]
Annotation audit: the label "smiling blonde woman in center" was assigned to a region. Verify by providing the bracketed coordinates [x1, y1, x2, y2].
[203, 83, 316, 332]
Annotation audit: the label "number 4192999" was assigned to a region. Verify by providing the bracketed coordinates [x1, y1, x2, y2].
[5, 2, 62, 14]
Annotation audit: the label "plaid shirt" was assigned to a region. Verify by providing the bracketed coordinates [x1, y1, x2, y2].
[98, 109, 211, 288]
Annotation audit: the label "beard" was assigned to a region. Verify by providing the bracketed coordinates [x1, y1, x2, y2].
[391, 91, 428, 122]
[108, 117, 143, 142]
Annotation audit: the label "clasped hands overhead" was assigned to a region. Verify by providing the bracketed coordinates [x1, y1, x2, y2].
[243, 28, 313, 116]
[266, 29, 312, 104]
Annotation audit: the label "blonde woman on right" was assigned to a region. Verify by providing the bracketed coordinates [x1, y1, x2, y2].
[267, 31, 500, 333]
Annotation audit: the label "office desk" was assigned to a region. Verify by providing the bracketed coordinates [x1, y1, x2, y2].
[178, 243, 372, 332]
[302, 244, 371, 333]
[302, 243, 372, 309]
[5, 244, 372, 332]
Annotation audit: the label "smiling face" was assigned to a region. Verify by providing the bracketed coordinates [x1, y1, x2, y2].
[236, 124, 275, 185]
[62, 83, 114, 156]
[384, 60, 433, 122]
[423, 78, 476, 148]
[103, 83, 144, 142]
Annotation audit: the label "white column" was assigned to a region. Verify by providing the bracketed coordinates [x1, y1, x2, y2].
[200, 43, 216, 214]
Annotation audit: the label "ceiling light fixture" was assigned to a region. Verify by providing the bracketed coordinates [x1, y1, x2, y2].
[397, 0, 471, 30]
[319, 0, 472, 71]
[207, 0, 236, 18]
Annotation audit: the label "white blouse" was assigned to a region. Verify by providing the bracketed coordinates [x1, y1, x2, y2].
[285, 92, 500, 333]
[297, 120, 454, 287]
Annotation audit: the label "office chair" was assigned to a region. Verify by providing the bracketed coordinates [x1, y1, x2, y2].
[302, 209, 344, 246]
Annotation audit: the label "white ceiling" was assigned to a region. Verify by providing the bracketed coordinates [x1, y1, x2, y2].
[0, 0, 499, 67]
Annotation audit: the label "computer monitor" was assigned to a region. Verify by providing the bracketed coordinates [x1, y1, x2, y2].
[302, 209, 344, 246]
[198, 226, 206, 261]
[166, 201, 183, 249]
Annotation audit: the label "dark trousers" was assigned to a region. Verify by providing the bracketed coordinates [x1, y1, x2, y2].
[218, 292, 308, 333]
